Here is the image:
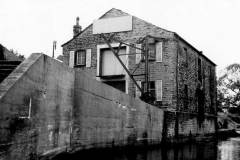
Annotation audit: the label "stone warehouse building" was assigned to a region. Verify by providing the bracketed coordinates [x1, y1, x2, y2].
[61, 8, 216, 114]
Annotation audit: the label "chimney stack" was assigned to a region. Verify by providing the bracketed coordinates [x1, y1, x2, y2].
[73, 17, 82, 37]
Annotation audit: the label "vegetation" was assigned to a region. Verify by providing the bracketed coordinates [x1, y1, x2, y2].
[217, 63, 240, 114]
[9, 49, 25, 61]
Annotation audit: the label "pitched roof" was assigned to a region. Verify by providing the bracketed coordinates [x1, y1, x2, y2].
[62, 8, 216, 66]
[61, 8, 173, 46]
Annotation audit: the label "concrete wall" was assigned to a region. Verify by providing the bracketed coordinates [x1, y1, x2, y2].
[0, 53, 216, 159]
[71, 70, 216, 151]
[72, 70, 164, 151]
[0, 53, 74, 160]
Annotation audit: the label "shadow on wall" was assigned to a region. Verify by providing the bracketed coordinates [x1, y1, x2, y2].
[0, 53, 217, 160]
[0, 44, 5, 60]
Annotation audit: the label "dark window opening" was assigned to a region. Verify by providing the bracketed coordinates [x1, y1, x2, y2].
[75, 50, 86, 66]
[184, 84, 188, 109]
[142, 44, 156, 61]
[209, 66, 215, 113]
[141, 81, 156, 98]
[198, 58, 202, 82]
[184, 48, 188, 68]
[196, 85, 205, 115]
[104, 80, 126, 92]
[148, 44, 156, 60]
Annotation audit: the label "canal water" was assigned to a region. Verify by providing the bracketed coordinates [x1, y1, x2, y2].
[54, 137, 240, 160]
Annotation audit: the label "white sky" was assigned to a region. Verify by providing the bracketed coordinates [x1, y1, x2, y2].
[1, 0, 240, 74]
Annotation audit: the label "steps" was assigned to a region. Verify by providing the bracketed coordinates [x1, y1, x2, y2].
[0, 60, 21, 83]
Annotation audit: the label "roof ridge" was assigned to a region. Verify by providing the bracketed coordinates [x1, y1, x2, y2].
[62, 8, 174, 46]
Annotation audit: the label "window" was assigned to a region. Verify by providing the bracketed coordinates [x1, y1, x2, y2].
[184, 84, 188, 109]
[140, 41, 162, 62]
[198, 58, 202, 82]
[104, 80, 126, 92]
[76, 50, 86, 66]
[100, 47, 127, 76]
[149, 81, 156, 98]
[139, 80, 162, 101]
[184, 48, 188, 68]
[69, 49, 91, 68]
[148, 44, 156, 60]
[209, 66, 215, 113]
[141, 81, 155, 97]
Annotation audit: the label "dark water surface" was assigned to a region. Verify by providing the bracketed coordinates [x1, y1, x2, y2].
[54, 137, 240, 160]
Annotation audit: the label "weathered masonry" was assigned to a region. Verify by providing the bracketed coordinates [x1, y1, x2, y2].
[62, 8, 217, 115]
[0, 54, 216, 160]
[0, 8, 217, 160]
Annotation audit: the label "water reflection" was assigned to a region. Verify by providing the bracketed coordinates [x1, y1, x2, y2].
[54, 137, 240, 160]
[218, 138, 240, 160]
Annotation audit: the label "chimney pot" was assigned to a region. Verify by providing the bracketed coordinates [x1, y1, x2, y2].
[73, 17, 82, 37]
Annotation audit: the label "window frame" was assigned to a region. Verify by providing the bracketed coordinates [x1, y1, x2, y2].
[99, 46, 127, 77]
[184, 48, 188, 68]
[198, 57, 202, 82]
[141, 41, 163, 62]
[141, 81, 156, 98]
[184, 84, 188, 109]
[148, 43, 156, 60]
[75, 49, 86, 66]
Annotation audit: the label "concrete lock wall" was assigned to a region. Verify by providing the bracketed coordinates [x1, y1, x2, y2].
[72, 70, 164, 151]
[0, 53, 216, 160]
[0, 53, 74, 160]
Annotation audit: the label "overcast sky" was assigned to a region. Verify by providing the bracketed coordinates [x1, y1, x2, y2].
[1, 0, 240, 74]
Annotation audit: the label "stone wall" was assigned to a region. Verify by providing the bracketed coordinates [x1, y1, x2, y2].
[62, 8, 216, 113]
[62, 8, 177, 109]
[163, 111, 216, 143]
[177, 39, 217, 114]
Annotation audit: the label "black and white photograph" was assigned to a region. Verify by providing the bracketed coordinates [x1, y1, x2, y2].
[1, 0, 240, 159]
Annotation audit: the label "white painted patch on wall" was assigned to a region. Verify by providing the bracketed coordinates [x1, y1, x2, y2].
[48, 124, 54, 143]
[19, 98, 32, 119]
[49, 131, 53, 143]
[93, 16, 133, 34]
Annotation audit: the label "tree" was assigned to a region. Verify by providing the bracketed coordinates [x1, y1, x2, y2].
[217, 63, 240, 114]
[9, 49, 25, 61]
